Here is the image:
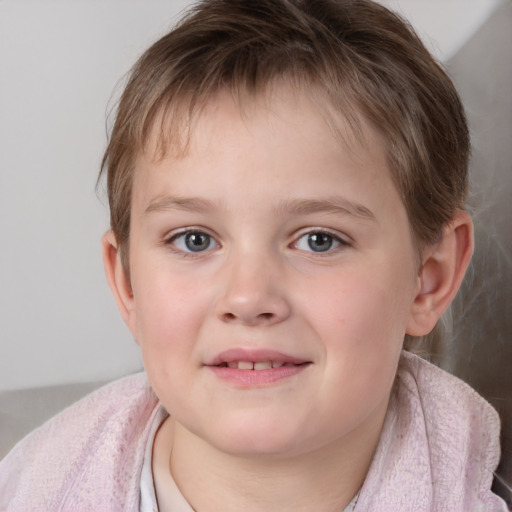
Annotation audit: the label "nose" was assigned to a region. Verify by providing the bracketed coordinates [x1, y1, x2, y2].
[214, 255, 291, 327]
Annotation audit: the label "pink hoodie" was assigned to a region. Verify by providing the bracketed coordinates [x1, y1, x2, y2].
[0, 352, 507, 511]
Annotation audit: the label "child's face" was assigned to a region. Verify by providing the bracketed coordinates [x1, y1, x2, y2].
[123, 86, 422, 458]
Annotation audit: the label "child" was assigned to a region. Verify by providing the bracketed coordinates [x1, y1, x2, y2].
[0, 0, 508, 510]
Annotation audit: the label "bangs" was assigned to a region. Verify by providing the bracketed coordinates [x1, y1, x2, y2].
[138, 73, 369, 166]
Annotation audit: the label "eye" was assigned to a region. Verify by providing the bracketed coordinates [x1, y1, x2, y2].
[294, 231, 345, 253]
[169, 231, 218, 253]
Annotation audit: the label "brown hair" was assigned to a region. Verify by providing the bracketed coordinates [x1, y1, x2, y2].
[100, 0, 469, 262]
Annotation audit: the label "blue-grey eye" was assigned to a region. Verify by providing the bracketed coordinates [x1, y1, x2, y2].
[172, 231, 216, 252]
[295, 232, 342, 252]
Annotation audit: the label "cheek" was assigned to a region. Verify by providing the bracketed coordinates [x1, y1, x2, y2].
[131, 265, 208, 357]
[307, 264, 415, 391]
[132, 272, 208, 409]
[313, 270, 411, 341]
[283, 273, 410, 445]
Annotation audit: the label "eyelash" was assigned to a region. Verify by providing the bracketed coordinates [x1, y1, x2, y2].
[291, 229, 350, 255]
[164, 229, 220, 258]
[163, 228, 350, 257]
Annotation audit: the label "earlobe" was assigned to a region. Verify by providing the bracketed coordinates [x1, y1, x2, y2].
[406, 210, 474, 337]
[101, 231, 137, 334]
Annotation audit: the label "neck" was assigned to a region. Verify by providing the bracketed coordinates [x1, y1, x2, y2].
[153, 406, 387, 512]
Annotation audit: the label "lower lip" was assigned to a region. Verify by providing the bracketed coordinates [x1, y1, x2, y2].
[207, 364, 310, 386]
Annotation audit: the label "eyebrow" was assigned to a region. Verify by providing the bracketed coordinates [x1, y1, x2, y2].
[145, 196, 221, 215]
[274, 197, 376, 221]
[144, 195, 376, 221]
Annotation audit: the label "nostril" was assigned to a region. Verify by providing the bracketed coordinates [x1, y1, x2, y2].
[221, 311, 275, 324]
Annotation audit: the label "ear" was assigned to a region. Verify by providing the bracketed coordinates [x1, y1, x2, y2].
[102, 231, 137, 336]
[406, 210, 474, 336]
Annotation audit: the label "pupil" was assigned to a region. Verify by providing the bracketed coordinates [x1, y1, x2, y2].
[185, 232, 210, 251]
[308, 233, 332, 252]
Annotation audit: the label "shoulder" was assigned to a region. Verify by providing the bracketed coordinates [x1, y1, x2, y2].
[356, 351, 507, 511]
[396, 351, 502, 476]
[0, 373, 160, 511]
[397, 350, 501, 437]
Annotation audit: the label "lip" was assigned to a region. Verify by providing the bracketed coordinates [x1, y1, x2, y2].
[205, 348, 309, 367]
[205, 348, 312, 387]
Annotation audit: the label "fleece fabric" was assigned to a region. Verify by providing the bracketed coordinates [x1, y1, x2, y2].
[0, 352, 507, 511]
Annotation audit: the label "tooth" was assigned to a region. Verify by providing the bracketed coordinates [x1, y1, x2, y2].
[238, 361, 254, 370]
[254, 361, 272, 370]
[272, 361, 284, 368]
[227, 361, 238, 368]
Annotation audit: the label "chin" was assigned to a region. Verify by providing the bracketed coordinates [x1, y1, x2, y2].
[204, 416, 306, 458]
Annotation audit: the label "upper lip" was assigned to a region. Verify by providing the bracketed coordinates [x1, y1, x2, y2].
[205, 348, 310, 366]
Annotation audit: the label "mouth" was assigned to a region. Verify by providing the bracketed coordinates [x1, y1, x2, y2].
[206, 348, 310, 368]
[215, 360, 307, 370]
[205, 349, 312, 386]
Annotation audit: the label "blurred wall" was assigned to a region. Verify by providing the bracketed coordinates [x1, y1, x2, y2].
[0, 1, 190, 390]
[443, 1, 512, 497]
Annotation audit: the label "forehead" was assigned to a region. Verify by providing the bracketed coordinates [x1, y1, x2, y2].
[141, 81, 381, 168]
[131, 85, 403, 225]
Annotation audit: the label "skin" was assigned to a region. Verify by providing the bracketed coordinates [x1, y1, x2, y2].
[103, 85, 473, 512]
